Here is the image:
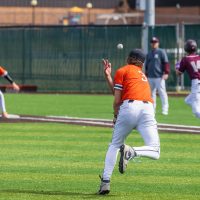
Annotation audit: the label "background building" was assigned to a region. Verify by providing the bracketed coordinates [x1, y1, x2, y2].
[0, 0, 199, 26]
[0, 1, 199, 92]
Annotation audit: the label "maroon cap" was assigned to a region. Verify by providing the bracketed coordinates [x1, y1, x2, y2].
[150, 37, 159, 43]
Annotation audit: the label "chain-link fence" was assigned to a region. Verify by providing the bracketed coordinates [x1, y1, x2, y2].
[0, 24, 197, 93]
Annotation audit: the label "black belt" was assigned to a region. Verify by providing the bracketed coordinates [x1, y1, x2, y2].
[128, 100, 148, 104]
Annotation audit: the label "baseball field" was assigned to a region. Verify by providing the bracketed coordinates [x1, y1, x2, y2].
[0, 93, 200, 200]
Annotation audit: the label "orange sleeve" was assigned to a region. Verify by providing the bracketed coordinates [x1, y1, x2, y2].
[114, 68, 124, 90]
[0, 66, 7, 77]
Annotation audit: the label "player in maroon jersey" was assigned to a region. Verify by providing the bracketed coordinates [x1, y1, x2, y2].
[176, 39, 200, 118]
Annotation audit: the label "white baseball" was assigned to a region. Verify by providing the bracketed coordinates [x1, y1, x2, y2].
[117, 43, 123, 49]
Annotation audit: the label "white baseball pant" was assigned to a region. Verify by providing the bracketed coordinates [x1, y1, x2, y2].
[0, 90, 6, 113]
[102, 100, 160, 180]
[185, 79, 200, 118]
[148, 78, 169, 114]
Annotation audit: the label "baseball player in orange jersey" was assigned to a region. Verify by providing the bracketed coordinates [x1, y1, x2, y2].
[0, 66, 20, 118]
[98, 49, 160, 195]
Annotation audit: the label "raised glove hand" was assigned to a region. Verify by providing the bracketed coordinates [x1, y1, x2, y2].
[102, 59, 111, 77]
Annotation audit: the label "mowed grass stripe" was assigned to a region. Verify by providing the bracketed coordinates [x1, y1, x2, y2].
[0, 161, 199, 178]
[0, 174, 198, 191]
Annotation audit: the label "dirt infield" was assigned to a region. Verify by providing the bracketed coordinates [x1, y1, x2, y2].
[0, 115, 200, 134]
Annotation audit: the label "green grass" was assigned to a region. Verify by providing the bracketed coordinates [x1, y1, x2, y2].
[0, 123, 199, 200]
[0, 93, 200, 199]
[5, 93, 113, 119]
[4, 93, 200, 126]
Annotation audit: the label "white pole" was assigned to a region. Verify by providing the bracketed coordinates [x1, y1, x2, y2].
[145, 0, 155, 26]
[142, 0, 155, 54]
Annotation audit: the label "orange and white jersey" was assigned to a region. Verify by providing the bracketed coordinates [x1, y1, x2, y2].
[114, 64, 153, 103]
[0, 66, 7, 77]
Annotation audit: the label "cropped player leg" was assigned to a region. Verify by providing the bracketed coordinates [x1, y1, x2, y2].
[102, 102, 137, 180]
[185, 93, 193, 106]
[135, 125, 160, 159]
[157, 79, 169, 115]
[134, 103, 160, 159]
[191, 93, 200, 118]
[148, 78, 157, 110]
[102, 121, 134, 180]
[0, 90, 7, 117]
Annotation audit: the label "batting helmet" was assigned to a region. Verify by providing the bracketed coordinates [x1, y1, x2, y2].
[127, 49, 146, 67]
[128, 49, 146, 62]
[184, 39, 197, 53]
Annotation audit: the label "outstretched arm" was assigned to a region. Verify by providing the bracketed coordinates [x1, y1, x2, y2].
[0, 66, 20, 92]
[102, 59, 114, 95]
[4, 74, 20, 91]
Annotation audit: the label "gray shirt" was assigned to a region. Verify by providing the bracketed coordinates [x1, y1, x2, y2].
[145, 48, 169, 78]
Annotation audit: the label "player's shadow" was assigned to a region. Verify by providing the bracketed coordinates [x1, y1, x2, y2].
[0, 189, 116, 198]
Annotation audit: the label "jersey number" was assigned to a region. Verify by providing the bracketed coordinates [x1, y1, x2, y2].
[191, 60, 200, 72]
[139, 71, 148, 82]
